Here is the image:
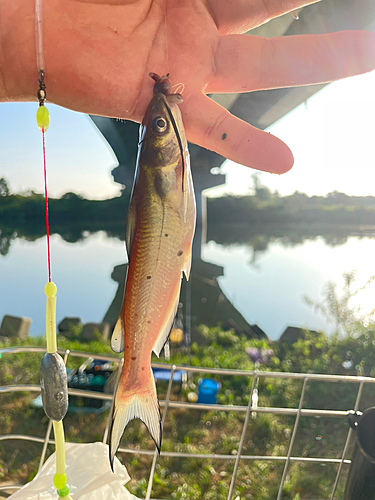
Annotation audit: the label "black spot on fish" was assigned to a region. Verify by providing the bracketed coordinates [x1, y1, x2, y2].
[147, 275, 152, 279]
[142, 367, 145, 371]
[131, 357, 137, 361]
[147, 320, 151, 324]
[177, 250, 183, 256]
[222, 133, 227, 140]
[165, 233, 169, 237]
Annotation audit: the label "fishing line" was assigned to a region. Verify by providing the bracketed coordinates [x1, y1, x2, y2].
[35, 0, 45, 72]
[36, 0, 51, 281]
[164, 3, 169, 72]
[42, 120, 51, 282]
[171, 82, 185, 95]
[35, 1, 73, 498]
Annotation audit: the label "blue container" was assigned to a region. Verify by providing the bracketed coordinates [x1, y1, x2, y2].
[197, 378, 221, 404]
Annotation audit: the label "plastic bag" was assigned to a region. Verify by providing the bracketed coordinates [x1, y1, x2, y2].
[9, 442, 139, 499]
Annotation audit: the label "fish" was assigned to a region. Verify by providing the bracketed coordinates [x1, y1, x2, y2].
[108, 73, 196, 469]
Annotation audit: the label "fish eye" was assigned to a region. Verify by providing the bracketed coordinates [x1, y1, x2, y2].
[152, 116, 168, 133]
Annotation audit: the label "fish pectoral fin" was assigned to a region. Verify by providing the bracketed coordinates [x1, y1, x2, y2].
[183, 241, 192, 281]
[111, 317, 124, 353]
[109, 368, 161, 471]
[152, 279, 181, 357]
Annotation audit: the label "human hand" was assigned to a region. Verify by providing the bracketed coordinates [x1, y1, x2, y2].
[1, 0, 374, 173]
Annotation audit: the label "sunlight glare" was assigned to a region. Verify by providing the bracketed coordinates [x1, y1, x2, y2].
[207, 70, 375, 199]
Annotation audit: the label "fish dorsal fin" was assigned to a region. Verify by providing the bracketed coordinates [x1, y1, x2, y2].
[126, 133, 142, 260]
[125, 197, 137, 260]
[111, 317, 124, 353]
[182, 144, 191, 223]
[152, 278, 181, 357]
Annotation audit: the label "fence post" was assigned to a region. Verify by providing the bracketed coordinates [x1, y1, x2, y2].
[277, 377, 308, 500]
[227, 374, 258, 500]
[331, 379, 364, 500]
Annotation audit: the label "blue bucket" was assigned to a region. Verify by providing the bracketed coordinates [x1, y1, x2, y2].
[197, 378, 221, 404]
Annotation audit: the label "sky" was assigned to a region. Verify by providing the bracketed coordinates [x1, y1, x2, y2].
[0, 69, 374, 199]
[208, 70, 375, 198]
[0, 102, 120, 199]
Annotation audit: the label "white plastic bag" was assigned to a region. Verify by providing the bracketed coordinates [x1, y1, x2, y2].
[9, 442, 139, 499]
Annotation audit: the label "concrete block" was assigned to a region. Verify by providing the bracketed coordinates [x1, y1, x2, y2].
[0, 315, 31, 340]
[58, 317, 82, 333]
[81, 322, 110, 342]
[280, 326, 320, 344]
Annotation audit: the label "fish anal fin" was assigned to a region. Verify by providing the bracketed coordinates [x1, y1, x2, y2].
[109, 368, 161, 471]
[111, 317, 124, 353]
[152, 279, 181, 357]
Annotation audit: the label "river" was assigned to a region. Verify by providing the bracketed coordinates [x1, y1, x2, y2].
[1, 226, 374, 340]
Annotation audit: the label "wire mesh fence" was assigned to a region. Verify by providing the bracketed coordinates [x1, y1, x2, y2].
[0, 346, 373, 499]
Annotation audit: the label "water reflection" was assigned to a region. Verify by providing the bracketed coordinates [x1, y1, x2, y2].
[0, 228, 15, 256]
[208, 222, 375, 256]
[2, 215, 375, 340]
[100, 212, 265, 343]
[2, 220, 373, 258]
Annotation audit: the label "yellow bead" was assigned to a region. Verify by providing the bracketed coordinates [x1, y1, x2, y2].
[45, 281, 57, 297]
[53, 473, 67, 489]
[36, 105, 50, 132]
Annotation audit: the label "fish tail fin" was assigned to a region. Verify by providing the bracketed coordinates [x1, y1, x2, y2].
[109, 368, 161, 471]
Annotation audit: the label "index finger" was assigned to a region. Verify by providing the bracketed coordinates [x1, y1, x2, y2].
[207, 0, 322, 34]
[183, 94, 294, 174]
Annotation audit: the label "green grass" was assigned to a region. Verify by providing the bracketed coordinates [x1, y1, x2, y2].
[2, 268, 375, 499]
[1, 325, 372, 499]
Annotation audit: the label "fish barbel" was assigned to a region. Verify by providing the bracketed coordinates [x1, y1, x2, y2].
[109, 74, 196, 469]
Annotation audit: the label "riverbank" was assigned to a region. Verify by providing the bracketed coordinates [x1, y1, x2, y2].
[2, 182, 375, 248]
[1, 321, 375, 499]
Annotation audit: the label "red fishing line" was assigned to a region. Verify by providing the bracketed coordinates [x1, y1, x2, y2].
[42, 128, 52, 282]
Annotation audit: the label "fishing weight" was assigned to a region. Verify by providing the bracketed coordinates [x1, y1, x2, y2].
[40, 352, 68, 421]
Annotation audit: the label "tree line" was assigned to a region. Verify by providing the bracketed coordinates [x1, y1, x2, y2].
[2, 176, 375, 238]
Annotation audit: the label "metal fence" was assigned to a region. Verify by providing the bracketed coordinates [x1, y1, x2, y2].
[0, 346, 372, 500]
